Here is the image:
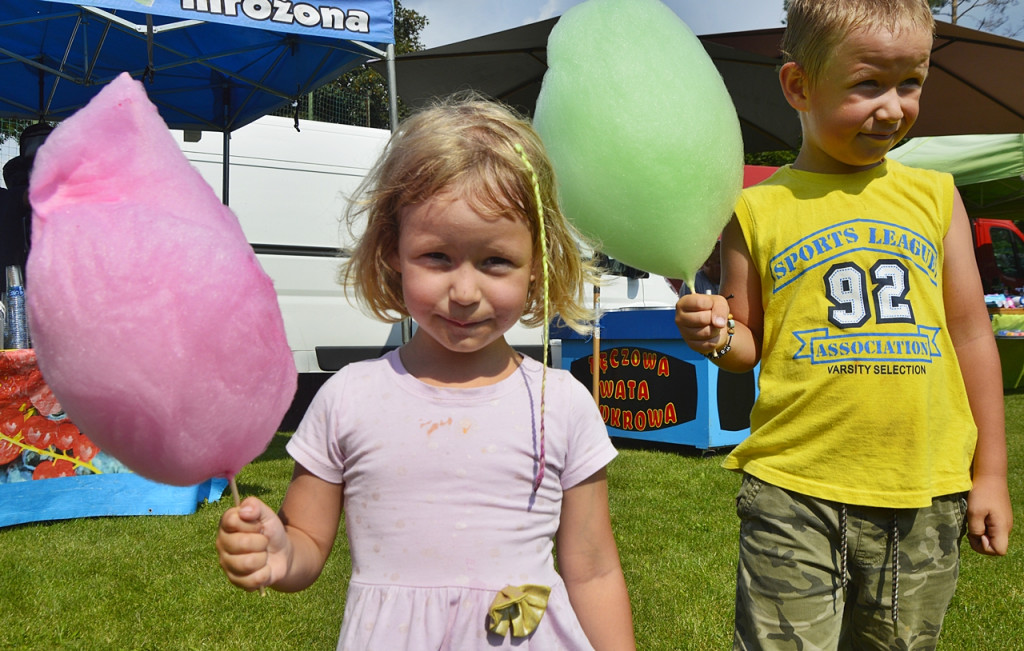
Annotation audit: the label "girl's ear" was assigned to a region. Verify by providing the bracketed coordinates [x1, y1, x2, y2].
[779, 61, 810, 112]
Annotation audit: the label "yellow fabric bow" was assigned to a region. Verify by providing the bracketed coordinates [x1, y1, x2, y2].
[487, 584, 551, 638]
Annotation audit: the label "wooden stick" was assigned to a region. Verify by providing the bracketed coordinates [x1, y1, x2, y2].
[229, 476, 266, 597]
[229, 475, 242, 506]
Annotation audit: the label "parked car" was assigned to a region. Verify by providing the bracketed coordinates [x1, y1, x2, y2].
[973, 217, 1024, 294]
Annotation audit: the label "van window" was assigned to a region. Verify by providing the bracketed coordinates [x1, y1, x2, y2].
[591, 253, 649, 279]
[991, 227, 1024, 283]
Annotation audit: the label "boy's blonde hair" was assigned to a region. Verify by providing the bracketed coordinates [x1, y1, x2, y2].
[341, 92, 598, 334]
[782, 0, 935, 85]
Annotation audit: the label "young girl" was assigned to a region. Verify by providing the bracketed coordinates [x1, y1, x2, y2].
[216, 96, 636, 650]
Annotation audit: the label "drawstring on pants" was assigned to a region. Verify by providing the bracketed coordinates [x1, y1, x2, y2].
[839, 504, 848, 590]
[891, 512, 900, 631]
[837, 505, 900, 631]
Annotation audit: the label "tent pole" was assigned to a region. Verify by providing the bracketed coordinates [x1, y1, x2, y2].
[222, 84, 231, 206]
[222, 130, 230, 205]
[388, 42, 411, 343]
[386, 43, 399, 132]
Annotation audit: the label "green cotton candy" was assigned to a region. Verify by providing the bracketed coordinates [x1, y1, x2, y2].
[534, 0, 743, 286]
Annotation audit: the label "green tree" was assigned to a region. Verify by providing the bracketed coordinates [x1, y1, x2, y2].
[392, 0, 428, 54]
[745, 149, 798, 167]
[298, 0, 427, 128]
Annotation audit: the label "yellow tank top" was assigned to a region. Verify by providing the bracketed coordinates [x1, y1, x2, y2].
[725, 160, 977, 508]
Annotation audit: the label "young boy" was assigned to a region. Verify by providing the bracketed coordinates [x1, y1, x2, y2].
[675, 1, 1013, 648]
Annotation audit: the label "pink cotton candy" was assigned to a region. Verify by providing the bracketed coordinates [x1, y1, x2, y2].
[26, 72, 296, 486]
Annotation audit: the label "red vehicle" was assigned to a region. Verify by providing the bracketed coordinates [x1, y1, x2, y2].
[972, 218, 1024, 294]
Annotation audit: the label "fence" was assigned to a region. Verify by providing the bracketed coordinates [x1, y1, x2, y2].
[270, 85, 392, 130]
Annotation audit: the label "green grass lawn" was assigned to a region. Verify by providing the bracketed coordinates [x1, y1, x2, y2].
[1, 393, 1021, 650]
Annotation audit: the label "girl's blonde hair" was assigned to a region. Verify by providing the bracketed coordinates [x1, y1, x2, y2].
[782, 0, 935, 85]
[341, 92, 598, 334]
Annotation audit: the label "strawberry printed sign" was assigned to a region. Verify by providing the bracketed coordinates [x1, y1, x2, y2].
[0, 349, 225, 528]
[0, 349, 108, 483]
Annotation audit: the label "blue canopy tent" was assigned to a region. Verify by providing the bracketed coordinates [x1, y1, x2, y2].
[0, 0, 396, 199]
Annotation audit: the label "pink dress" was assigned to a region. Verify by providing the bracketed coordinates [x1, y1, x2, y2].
[287, 350, 617, 650]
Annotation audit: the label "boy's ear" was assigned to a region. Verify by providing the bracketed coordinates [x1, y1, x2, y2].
[779, 61, 810, 112]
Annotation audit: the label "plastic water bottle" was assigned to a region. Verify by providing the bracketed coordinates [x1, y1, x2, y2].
[4, 265, 30, 350]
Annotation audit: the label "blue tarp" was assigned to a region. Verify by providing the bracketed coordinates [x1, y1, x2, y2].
[0, 474, 228, 528]
[0, 0, 394, 131]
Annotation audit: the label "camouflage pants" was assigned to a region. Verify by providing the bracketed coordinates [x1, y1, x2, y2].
[733, 474, 967, 651]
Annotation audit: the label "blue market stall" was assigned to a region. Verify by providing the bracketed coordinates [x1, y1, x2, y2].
[0, 0, 395, 527]
[552, 308, 758, 450]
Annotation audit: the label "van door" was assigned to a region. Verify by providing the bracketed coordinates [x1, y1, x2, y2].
[974, 218, 1024, 293]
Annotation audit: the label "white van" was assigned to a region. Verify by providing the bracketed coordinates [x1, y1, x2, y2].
[176, 116, 681, 422]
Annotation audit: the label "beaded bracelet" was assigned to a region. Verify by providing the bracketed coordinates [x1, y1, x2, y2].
[705, 313, 735, 360]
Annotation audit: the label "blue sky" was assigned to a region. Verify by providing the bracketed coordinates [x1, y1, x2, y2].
[401, 1, 789, 49]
